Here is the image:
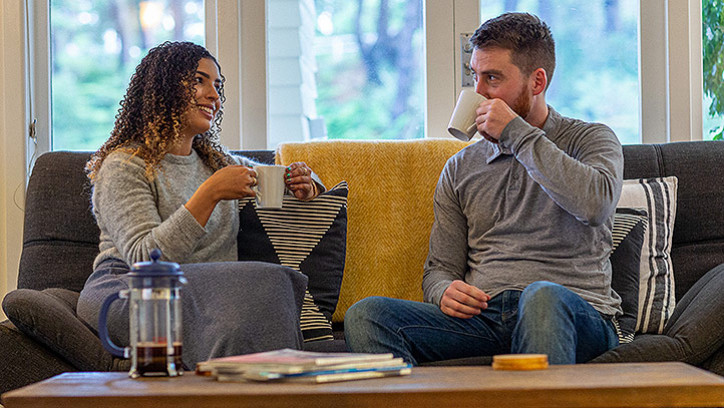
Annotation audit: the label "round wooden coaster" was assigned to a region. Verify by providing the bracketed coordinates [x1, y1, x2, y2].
[492, 354, 549, 371]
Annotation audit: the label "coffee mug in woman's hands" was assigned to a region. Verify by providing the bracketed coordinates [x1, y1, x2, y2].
[253, 165, 286, 208]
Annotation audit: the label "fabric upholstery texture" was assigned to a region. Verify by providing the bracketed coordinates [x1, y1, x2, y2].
[617, 176, 678, 334]
[592, 263, 724, 368]
[276, 139, 472, 322]
[610, 208, 647, 343]
[238, 182, 349, 342]
[19, 152, 99, 292]
[621, 143, 724, 299]
[2, 288, 130, 372]
[0, 320, 78, 395]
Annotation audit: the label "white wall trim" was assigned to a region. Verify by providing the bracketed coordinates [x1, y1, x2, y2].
[1, 0, 30, 320]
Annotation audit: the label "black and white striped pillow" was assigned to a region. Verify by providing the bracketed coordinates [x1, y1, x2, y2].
[237, 181, 348, 342]
[617, 176, 678, 334]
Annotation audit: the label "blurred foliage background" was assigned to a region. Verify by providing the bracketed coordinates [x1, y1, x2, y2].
[50, 0, 204, 150]
[703, 0, 724, 140]
[49, 0, 723, 150]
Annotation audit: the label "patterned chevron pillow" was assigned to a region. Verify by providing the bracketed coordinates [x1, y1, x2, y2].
[237, 181, 348, 342]
[610, 207, 648, 344]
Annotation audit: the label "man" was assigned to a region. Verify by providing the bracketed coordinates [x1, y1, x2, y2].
[345, 12, 624, 365]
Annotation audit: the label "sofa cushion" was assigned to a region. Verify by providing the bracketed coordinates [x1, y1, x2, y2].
[19, 152, 99, 292]
[617, 176, 678, 334]
[610, 208, 647, 343]
[238, 181, 348, 342]
[591, 263, 724, 366]
[2, 288, 130, 372]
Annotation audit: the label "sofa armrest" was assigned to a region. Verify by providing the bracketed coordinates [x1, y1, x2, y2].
[2, 288, 130, 372]
[0, 319, 77, 395]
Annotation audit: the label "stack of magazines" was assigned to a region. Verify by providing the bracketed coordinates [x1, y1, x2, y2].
[196, 348, 412, 383]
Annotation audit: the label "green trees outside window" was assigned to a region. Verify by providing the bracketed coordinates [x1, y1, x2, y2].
[45, 0, 724, 150]
[50, 0, 204, 151]
[703, 0, 724, 141]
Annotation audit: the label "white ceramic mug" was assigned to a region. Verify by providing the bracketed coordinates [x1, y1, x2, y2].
[253, 165, 287, 208]
[447, 89, 487, 141]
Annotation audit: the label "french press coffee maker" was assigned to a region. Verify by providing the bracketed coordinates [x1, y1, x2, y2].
[98, 249, 187, 378]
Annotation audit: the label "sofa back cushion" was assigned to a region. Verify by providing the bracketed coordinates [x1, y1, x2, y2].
[18, 150, 275, 292]
[19, 152, 98, 292]
[622, 141, 724, 300]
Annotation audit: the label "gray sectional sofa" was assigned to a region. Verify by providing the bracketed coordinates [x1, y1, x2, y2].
[2, 141, 724, 397]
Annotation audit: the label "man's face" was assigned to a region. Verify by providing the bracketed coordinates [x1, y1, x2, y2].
[470, 47, 532, 119]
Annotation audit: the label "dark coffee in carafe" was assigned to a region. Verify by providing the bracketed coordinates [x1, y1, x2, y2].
[137, 342, 183, 375]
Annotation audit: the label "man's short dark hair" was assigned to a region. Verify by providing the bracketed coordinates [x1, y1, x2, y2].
[470, 13, 555, 88]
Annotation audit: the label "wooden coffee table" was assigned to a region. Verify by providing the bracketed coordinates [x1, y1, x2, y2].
[2, 362, 723, 408]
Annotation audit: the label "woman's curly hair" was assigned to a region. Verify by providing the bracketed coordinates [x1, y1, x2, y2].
[86, 41, 234, 182]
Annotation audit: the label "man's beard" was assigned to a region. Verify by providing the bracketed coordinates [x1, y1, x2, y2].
[510, 84, 532, 119]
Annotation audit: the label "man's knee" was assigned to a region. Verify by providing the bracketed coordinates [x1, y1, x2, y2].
[520, 281, 569, 309]
[345, 296, 390, 329]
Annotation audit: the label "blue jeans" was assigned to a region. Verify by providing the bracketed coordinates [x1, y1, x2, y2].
[344, 281, 619, 365]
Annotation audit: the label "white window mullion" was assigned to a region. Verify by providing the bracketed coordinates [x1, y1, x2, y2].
[426, 0, 478, 140]
[210, 0, 246, 150]
[640, 0, 703, 144]
[239, 0, 267, 149]
[639, 0, 669, 144]
[667, 0, 703, 142]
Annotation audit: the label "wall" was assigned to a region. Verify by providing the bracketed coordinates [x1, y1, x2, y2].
[1, 0, 29, 321]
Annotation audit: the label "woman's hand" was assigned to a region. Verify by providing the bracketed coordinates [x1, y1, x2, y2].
[285, 162, 319, 200]
[185, 165, 257, 227]
[204, 165, 257, 201]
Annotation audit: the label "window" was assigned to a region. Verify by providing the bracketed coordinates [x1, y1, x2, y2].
[266, 0, 425, 146]
[479, 0, 640, 145]
[703, 1, 723, 141]
[24, 0, 709, 156]
[49, 0, 205, 151]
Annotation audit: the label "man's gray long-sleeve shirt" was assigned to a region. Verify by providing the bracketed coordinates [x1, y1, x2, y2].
[423, 107, 624, 317]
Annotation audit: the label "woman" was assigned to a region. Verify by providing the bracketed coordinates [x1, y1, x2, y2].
[77, 41, 323, 368]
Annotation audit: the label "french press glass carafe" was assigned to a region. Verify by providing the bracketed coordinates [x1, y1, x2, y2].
[98, 249, 187, 378]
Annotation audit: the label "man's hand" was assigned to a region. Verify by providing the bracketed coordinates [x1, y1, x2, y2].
[475, 98, 519, 143]
[440, 280, 491, 318]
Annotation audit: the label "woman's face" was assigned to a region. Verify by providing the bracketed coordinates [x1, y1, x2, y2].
[183, 57, 222, 137]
